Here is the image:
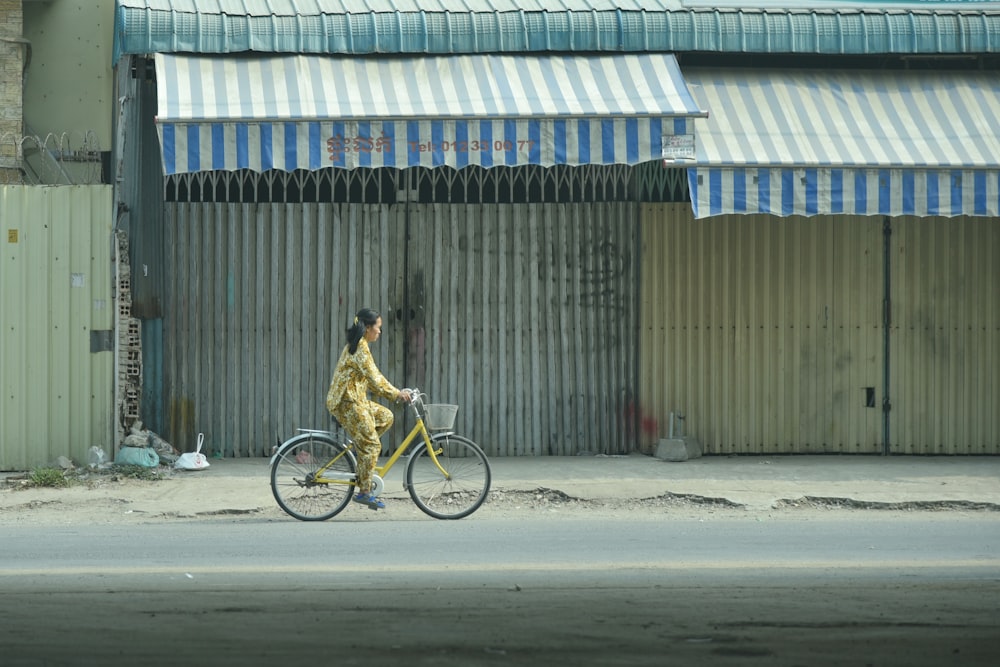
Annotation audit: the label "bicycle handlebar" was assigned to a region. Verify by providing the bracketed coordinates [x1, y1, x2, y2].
[401, 387, 427, 406]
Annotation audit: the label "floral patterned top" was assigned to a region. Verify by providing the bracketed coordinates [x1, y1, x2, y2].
[325, 338, 399, 413]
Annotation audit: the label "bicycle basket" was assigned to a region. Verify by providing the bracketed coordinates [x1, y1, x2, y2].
[423, 404, 458, 430]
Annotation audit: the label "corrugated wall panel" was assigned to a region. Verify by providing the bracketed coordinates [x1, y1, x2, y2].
[407, 202, 637, 457]
[115, 59, 172, 446]
[162, 202, 401, 456]
[640, 204, 883, 455]
[161, 200, 636, 458]
[892, 217, 1000, 454]
[0, 185, 115, 470]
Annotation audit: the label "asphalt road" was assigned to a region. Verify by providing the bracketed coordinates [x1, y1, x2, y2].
[2, 516, 998, 666]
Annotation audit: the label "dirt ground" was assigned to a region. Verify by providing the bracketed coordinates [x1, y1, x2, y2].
[2, 465, 996, 526]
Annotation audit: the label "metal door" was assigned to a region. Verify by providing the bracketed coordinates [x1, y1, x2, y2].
[158, 167, 638, 457]
[394, 200, 638, 457]
[889, 216, 1000, 454]
[639, 205, 884, 455]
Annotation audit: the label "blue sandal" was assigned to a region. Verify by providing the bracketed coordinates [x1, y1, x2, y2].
[353, 492, 385, 510]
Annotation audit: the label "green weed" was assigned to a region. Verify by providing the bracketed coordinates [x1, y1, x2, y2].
[111, 464, 165, 481]
[28, 467, 70, 488]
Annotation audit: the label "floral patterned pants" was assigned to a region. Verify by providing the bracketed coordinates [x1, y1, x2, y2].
[331, 399, 394, 493]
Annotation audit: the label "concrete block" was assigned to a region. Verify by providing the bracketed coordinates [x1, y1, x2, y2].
[655, 437, 702, 462]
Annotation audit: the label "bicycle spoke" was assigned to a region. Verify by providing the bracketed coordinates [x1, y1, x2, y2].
[270, 436, 355, 521]
[405, 434, 491, 520]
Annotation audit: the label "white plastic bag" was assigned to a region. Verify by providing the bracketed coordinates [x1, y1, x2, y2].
[88, 446, 108, 469]
[174, 433, 210, 471]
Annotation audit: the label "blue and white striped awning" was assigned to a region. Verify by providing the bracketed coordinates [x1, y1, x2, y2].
[153, 53, 705, 175]
[685, 69, 1000, 218]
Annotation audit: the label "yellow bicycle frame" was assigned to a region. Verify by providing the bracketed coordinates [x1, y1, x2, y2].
[313, 414, 451, 484]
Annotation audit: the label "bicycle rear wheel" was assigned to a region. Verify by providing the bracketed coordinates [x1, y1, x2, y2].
[405, 434, 491, 520]
[270, 434, 356, 521]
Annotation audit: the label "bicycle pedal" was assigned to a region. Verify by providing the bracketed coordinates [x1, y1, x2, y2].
[353, 493, 385, 510]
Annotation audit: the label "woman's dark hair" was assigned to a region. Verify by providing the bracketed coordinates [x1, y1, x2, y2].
[346, 308, 380, 353]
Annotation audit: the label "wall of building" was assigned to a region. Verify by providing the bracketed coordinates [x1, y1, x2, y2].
[22, 0, 113, 184]
[0, 185, 115, 471]
[0, 0, 24, 183]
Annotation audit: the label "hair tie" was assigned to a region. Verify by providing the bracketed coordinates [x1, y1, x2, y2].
[354, 316, 359, 325]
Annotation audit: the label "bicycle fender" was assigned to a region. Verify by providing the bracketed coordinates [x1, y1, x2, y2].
[407, 431, 458, 458]
[269, 431, 352, 466]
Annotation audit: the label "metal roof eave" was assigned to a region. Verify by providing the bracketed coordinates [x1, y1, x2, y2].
[114, 1, 1000, 64]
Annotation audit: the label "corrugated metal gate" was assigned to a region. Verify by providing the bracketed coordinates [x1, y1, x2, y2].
[891, 217, 1000, 454]
[640, 204, 1000, 455]
[640, 204, 883, 454]
[161, 201, 404, 457]
[402, 201, 637, 457]
[160, 167, 638, 457]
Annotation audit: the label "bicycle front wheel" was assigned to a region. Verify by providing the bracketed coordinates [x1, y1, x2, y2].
[270, 434, 356, 521]
[405, 434, 491, 520]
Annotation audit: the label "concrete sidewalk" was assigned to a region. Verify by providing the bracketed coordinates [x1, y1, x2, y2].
[199, 453, 1000, 510]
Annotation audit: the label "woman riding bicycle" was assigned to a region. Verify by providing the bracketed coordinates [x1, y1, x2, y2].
[325, 308, 411, 510]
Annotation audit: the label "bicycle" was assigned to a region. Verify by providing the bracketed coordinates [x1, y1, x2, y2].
[269, 389, 491, 520]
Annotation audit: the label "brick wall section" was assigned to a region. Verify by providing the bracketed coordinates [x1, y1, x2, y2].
[0, 0, 24, 182]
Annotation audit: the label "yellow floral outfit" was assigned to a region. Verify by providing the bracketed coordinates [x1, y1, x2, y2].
[326, 338, 400, 493]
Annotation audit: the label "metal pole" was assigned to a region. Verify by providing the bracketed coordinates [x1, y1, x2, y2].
[882, 217, 892, 456]
[402, 169, 412, 382]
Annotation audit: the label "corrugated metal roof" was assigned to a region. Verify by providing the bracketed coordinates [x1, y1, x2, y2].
[113, 0, 1000, 62]
[127, 1, 686, 15]
[690, 0, 1000, 7]
[125, 0, 1000, 14]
